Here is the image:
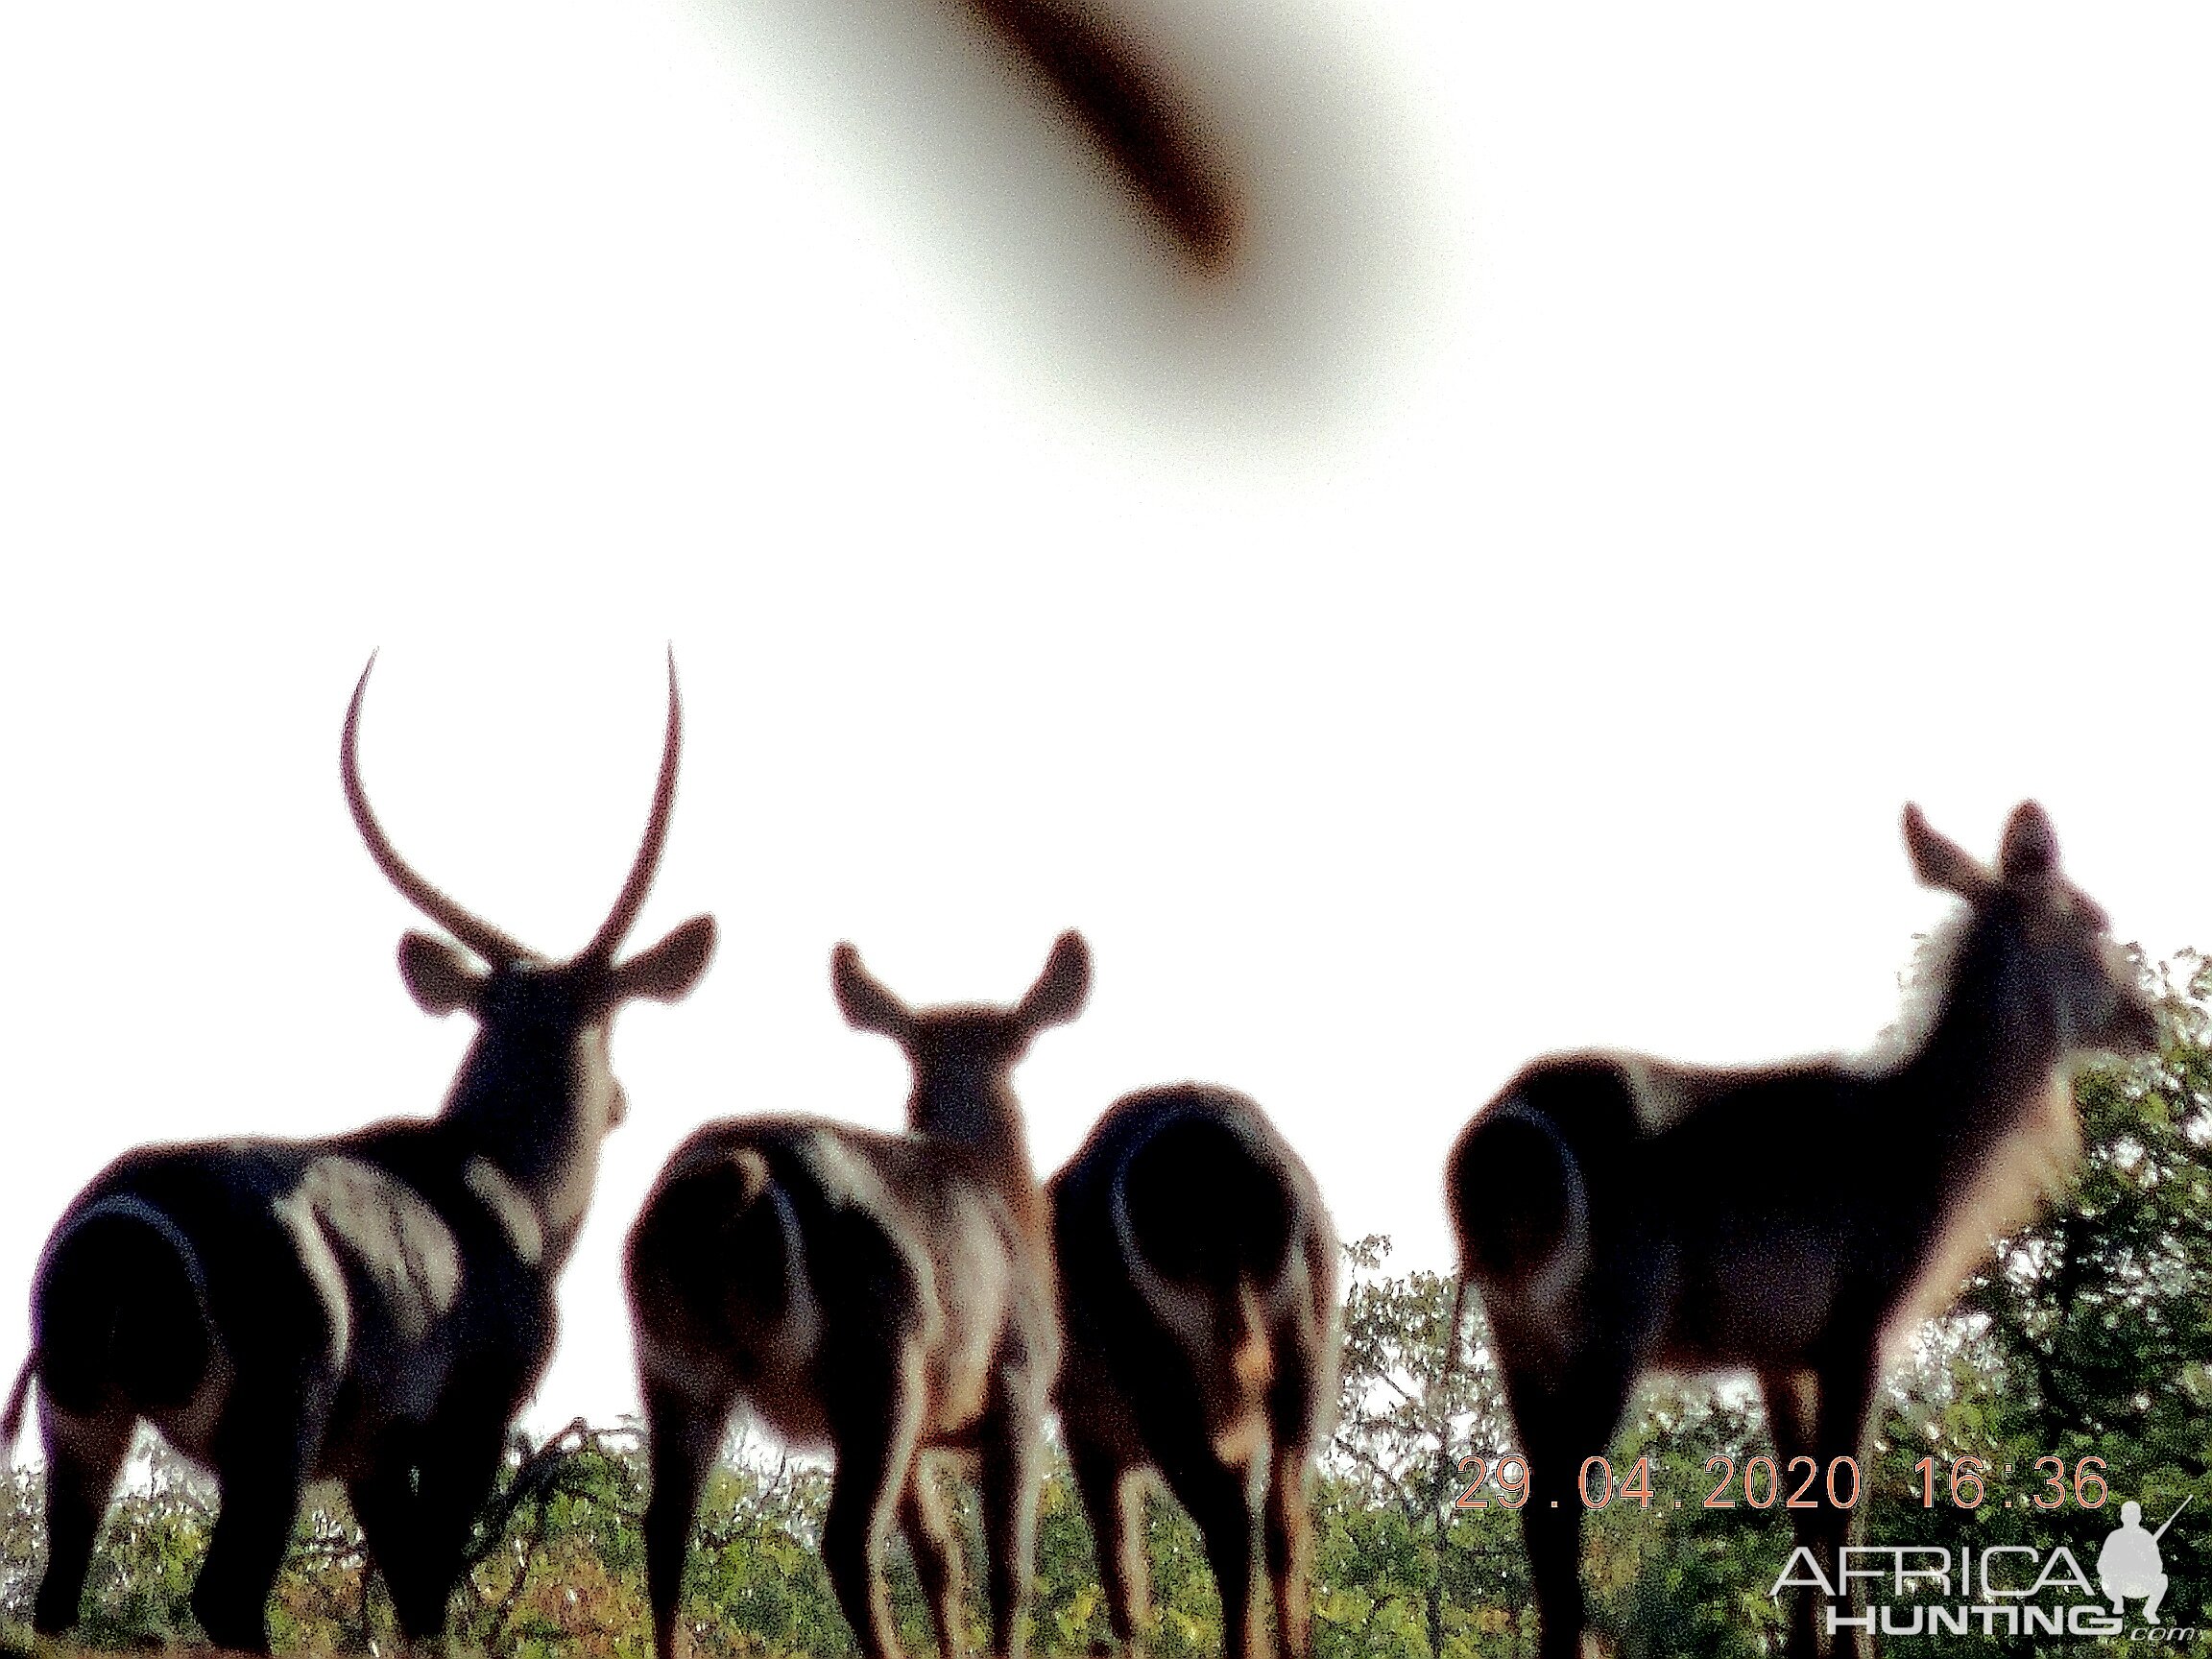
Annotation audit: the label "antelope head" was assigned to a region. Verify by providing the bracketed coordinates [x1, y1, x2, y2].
[342, 655, 718, 1253]
[1904, 800, 2159, 1064]
[831, 930, 1091, 1148]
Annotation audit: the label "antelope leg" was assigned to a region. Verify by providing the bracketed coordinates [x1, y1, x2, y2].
[1262, 1449, 1314, 1659]
[193, 1387, 317, 1654]
[1500, 1356, 1634, 1659]
[977, 1410, 1044, 1659]
[1158, 1451, 1263, 1659]
[1807, 1350, 1880, 1659]
[899, 1461, 966, 1659]
[29, 1401, 132, 1638]
[1066, 1434, 1148, 1656]
[1760, 1366, 1829, 1659]
[349, 1459, 427, 1634]
[640, 1374, 737, 1659]
[408, 1413, 507, 1649]
[821, 1353, 925, 1659]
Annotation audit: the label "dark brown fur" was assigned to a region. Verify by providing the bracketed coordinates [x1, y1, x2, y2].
[4, 657, 715, 1655]
[625, 933, 1089, 1659]
[1049, 1084, 1338, 1659]
[1446, 803, 2157, 1659]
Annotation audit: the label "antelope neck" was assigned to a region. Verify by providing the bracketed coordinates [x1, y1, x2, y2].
[1883, 918, 2066, 1186]
[911, 1074, 1027, 1149]
[911, 1076, 1044, 1226]
[439, 1045, 608, 1262]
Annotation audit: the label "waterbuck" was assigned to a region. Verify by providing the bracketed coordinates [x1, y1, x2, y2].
[1445, 801, 2158, 1659]
[1049, 1084, 1339, 1659]
[0, 657, 717, 1654]
[625, 931, 1088, 1659]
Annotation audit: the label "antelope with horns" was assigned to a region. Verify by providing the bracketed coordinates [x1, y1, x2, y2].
[1445, 802, 2158, 1659]
[0, 658, 717, 1655]
[1049, 1084, 1339, 1659]
[625, 932, 1089, 1659]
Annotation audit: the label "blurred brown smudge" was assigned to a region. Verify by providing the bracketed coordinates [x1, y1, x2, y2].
[967, 0, 1239, 270]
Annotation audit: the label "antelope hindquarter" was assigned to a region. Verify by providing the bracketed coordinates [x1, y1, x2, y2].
[1051, 1082, 1339, 1659]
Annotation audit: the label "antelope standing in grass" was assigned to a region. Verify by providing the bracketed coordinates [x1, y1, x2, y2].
[625, 932, 1089, 1659]
[0, 658, 717, 1655]
[1049, 1084, 1338, 1659]
[1446, 802, 2158, 1659]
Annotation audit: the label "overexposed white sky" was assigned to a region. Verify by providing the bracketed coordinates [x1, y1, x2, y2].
[2, 2, 2208, 1437]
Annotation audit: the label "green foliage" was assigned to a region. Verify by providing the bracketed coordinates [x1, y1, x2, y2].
[0, 1433, 215, 1649]
[5, 958, 2210, 1657]
[1325, 1234, 1526, 1658]
[677, 1443, 844, 1659]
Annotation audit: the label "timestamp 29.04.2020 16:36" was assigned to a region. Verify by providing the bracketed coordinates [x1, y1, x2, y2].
[1452, 1453, 2117, 1514]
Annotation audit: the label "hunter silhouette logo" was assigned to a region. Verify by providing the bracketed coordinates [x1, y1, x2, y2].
[1767, 1488, 2204, 1643]
[2100, 1497, 2188, 1626]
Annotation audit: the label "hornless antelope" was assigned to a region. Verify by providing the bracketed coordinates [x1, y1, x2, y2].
[0, 658, 717, 1655]
[1049, 1085, 1339, 1659]
[625, 932, 1089, 1659]
[1446, 802, 2158, 1659]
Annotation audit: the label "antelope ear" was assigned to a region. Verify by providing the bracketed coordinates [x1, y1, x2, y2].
[398, 931, 485, 1016]
[614, 915, 718, 1004]
[1996, 801, 2060, 884]
[832, 944, 914, 1039]
[1014, 930, 1092, 1032]
[1902, 805, 1991, 900]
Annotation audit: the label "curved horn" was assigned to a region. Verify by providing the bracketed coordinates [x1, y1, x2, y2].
[580, 648, 685, 964]
[342, 657, 530, 967]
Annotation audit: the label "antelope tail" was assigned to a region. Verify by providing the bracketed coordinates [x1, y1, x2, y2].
[1439, 1274, 1470, 1392]
[1224, 1279, 1274, 1397]
[1, 1351, 33, 1470]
